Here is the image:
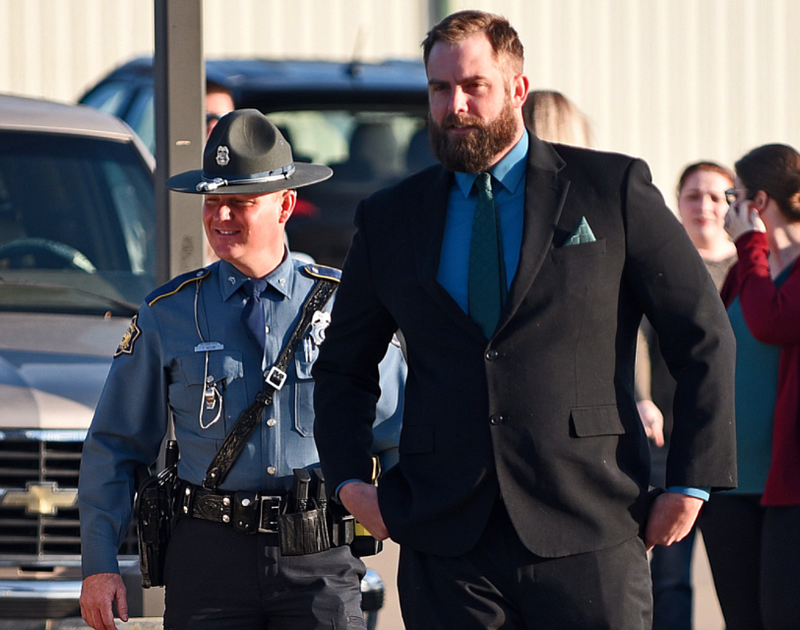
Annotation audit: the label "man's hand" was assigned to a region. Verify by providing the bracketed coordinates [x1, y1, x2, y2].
[636, 399, 665, 447]
[644, 492, 704, 551]
[80, 572, 128, 630]
[338, 480, 389, 541]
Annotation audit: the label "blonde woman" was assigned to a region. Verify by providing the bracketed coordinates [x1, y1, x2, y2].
[522, 90, 594, 148]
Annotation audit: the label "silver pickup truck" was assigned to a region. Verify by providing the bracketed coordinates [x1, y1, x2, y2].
[0, 94, 158, 623]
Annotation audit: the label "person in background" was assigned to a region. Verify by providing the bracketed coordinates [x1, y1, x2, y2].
[677, 162, 738, 283]
[522, 89, 595, 148]
[699, 143, 800, 630]
[313, 10, 736, 630]
[205, 80, 234, 138]
[203, 81, 236, 264]
[636, 161, 737, 630]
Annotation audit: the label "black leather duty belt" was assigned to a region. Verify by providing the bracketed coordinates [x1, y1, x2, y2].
[177, 480, 286, 535]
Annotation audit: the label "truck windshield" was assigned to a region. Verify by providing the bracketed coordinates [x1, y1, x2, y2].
[0, 131, 155, 314]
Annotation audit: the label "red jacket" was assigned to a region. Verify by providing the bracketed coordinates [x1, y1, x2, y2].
[722, 231, 800, 505]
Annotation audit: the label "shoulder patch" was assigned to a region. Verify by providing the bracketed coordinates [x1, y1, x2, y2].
[303, 263, 341, 283]
[146, 268, 209, 307]
[115, 313, 141, 357]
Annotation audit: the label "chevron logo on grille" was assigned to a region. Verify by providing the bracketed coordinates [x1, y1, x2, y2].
[1, 482, 78, 515]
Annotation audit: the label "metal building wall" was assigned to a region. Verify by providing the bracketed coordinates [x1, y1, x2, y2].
[0, 0, 798, 198]
[0, 0, 428, 104]
[0, 0, 154, 103]
[202, 0, 428, 61]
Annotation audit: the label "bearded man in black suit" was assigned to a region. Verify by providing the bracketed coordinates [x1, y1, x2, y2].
[314, 10, 736, 630]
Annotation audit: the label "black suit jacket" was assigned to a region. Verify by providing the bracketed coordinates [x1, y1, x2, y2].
[313, 135, 736, 558]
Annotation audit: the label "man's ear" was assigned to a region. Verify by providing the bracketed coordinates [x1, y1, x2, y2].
[278, 189, 297, 224]
[511, 73, 530, 109]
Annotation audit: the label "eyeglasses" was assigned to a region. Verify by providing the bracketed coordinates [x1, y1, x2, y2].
[206, 112, 223, 125]
[725, 188, 752, 205]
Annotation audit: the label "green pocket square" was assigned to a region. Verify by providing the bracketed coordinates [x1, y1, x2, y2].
[564, 216, 596, 246]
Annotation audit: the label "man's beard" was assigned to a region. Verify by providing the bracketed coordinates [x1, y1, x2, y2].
[428, 99, 519, 174]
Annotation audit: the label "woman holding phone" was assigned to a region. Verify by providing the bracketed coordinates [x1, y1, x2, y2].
[700, 143, 800, 630]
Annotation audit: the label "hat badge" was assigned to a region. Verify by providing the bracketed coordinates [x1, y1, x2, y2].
[215, 146, 230, 166]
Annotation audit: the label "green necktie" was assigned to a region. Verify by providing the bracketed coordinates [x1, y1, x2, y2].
[468, 172, 507, 338]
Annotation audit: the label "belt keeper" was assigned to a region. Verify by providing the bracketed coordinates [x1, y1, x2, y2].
[233, 491, 258, 533]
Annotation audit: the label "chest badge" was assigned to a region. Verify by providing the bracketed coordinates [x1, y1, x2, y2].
[309, 311, 331, 346]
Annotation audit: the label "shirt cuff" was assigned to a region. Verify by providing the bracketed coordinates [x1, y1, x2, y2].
[80, 542, 121, 578]
[667, 486, 711, 501]
[334, 479, 363, 503]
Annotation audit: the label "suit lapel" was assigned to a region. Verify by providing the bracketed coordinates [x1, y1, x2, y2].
[497, 137, 570, 334]
[413, 167, 487, 341]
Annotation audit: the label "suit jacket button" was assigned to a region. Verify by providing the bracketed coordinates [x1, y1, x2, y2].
[485, 350, 498, 361]
[490, 414, 503, 425]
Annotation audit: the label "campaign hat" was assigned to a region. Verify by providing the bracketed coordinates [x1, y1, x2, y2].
[165, 109, 332, 194]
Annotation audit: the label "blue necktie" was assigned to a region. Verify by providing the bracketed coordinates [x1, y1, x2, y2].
[468, 172, 507, 338]
[240, 278, 268, 352]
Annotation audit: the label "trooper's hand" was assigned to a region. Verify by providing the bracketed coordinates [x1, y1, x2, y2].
[338, 480, 390, 540]
[80, 572, 129, 630]
[644, 492, 703, 551]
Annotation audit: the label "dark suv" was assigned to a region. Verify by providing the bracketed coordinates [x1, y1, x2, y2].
[80, 57, 435, 267]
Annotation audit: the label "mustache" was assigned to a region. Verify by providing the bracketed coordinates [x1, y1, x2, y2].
[440, 112, 485, 130]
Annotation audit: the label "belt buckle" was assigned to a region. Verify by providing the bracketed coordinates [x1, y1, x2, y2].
[265, 366, 287, 390]
[258, 496, 282, 534]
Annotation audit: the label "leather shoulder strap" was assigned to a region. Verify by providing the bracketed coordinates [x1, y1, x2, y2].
[202, 277, 338, 490]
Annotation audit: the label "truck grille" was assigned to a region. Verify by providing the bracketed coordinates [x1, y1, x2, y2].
[0, 431, 137, 557]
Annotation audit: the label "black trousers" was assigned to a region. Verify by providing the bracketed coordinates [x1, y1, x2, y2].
[162, 517, 367, 630]
[397, 500, 652, 630]
[699, 494, 800, 630]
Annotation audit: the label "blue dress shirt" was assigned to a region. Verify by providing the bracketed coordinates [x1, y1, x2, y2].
[437, 132, 528, 307]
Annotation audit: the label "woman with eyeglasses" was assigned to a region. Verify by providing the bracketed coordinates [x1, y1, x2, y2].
[699, 143, 800, 630]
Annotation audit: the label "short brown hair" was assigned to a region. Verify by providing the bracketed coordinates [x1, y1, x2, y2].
[735, 144, 800, 223]
[676, 161, 734, 198]
[422, 10, 524, 75]
[206, 79, 231, 97]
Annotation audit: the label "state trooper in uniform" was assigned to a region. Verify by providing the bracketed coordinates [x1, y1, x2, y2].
[78, 109, 405, 630]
